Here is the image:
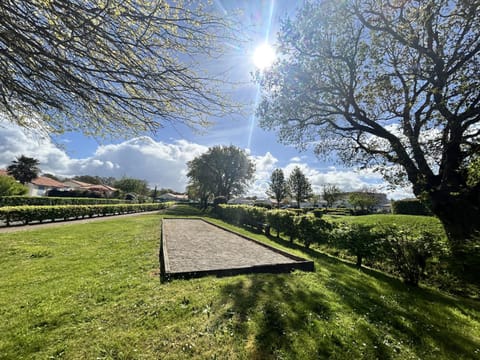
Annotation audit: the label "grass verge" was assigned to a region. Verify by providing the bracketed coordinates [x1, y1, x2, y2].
[0, 210, 479, 359]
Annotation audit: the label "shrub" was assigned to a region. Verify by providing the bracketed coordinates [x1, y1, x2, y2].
[213, 196, 227, 207]
[312, 209, 324, 218]
[217, 205, 267, 230]
[332, 223, 385, 268]
[0, 196, 128, 207]
[295, 215, 332, 248]
[279, 211, 297, 242]
[0, 176, 28, 196]
[0, 203, 167, 226]
[266, 210, 283, 238]
[382, 225, 443, 286]
[391, 199, 432, 216]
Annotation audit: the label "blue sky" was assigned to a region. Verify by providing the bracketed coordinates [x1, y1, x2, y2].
[0, 0, 412, 200]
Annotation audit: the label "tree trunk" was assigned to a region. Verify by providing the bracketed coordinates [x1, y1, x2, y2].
[428, 188, 480, 245]
[356, 255, 363, 268]
[427, 187, 480, 282]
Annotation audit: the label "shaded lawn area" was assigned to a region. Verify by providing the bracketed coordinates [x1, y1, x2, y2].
[0, 212, 479, 359]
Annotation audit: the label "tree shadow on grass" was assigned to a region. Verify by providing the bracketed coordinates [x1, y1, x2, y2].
[216, 233, 480, 359]
[218, 274, 334, 359]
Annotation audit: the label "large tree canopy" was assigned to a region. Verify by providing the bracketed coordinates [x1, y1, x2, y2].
[257, 0, 480, 252]
[0, 0, 234, 136]
[186, 145, 254, 201]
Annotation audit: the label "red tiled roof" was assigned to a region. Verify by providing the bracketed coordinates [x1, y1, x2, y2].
[0, 169, 8, 176]
[66, 179, 93, 187]
[83, 184, 117, 192]
[31, 176, 66, 188]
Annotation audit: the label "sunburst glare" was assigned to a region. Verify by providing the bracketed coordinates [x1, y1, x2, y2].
[252, 43, 276, 70]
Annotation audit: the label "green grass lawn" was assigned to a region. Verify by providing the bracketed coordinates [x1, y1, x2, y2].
[0, 210, 479, 359]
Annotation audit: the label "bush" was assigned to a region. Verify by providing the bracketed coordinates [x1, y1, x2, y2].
[213, 196, 227, 207]
[216, 204, 267, 230]
[0, 203, 168, 226]
[332, 223, 385, 268]
[312, 209, 324, 218]
[391, 199, 432, 216]
[266, 210, 283, 238]
[382, 225, 443, 286]
[0, 176, 28, 196]
[0, 195, 128, 207]
[295, 215, 332, 248]
[47, 189, 104, 198]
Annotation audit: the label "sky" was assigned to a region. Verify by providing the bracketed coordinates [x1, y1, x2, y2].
[0, 0, 413, 200]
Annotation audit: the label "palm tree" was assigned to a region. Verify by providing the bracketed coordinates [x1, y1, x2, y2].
[7, 155, 40, 184]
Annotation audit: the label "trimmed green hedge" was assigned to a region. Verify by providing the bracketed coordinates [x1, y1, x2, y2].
[217, 204, 267, 229]
[0, 196, 129, 207]
[0, 203, 167, 226]
[391, 199, 432, 215]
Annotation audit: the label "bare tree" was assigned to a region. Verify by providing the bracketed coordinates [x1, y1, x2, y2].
[0, 0, 236, 136]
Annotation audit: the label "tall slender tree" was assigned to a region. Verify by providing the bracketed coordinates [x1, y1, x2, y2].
[7, 155, 40, 184]
[267, 168, 289, 208]
[287, 166, 313, 208]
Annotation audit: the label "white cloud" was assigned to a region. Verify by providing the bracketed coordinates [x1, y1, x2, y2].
[0, 122, 413, 199]
[246, 159, 413, 200]
[0, 122, 207, 191]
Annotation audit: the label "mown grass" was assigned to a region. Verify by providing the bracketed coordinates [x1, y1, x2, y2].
[0, 208, 479, 359]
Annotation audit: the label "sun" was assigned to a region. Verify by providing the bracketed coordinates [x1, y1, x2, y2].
[252, 43, 276, 70]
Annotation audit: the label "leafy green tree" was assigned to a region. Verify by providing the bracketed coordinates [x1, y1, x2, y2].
[257, 0, 480, 259]
[322, 184, 341, 208]
[0, 175, 28, 196]
[287, 166, 312, 208]
[114, 177, 149, 196]
[73, 175, 102, 185]
[186, 182, 211, 209]
[348, 191, 379, 213]
[1, 0, 235, 136]
[186, 145, 255, 201]
[267, 168, 289, 208]
[7, 155, 40, 184]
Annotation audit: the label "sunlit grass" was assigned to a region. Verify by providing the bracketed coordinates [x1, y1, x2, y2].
[0, 209, 479, 359]
[325, 213, 446, 239]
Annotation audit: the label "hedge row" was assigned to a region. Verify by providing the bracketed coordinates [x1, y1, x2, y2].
[0, 203, 168, 226]
[216, 205, 444, 286]
[391, 199, 432, 215]
[0, 196, 130, 207]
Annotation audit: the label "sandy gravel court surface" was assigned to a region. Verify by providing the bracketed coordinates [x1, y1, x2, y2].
[161, 218, 314, 279]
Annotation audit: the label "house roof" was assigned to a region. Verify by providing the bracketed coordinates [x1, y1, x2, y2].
[158, 193, 188, 200]
[31, 176, 67, 188]
[0, 169, 8, 176]
[65, 179, 93, 187]
[83, 184, 117, 192]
